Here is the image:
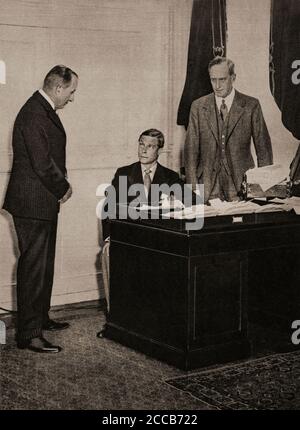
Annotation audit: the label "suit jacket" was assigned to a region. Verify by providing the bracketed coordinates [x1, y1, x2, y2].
[3, 91, 70, 220]
[102, 161, 185, 240]
[184, 90, 273, 202]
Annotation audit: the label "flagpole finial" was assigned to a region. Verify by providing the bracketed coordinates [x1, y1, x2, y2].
[213, 46, 225, 57]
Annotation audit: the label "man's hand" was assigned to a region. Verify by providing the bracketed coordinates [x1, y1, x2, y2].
[59, 185, 72, 204]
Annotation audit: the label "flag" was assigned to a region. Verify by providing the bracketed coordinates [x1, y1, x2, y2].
[270, 0, 300, 140]
[177, 0, 227, 128]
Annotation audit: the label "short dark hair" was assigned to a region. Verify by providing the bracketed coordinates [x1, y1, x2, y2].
[43, 65, 78, 90]
[208, 56, 235, 76]
[138, 128, 164, 148]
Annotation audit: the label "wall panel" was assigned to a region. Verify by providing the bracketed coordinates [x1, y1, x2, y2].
[0, 0, 193, 312]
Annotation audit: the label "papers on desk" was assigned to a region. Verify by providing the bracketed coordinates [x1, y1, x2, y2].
[140, 196, 300, 216]
[161, 199, 185, 210]
[246, 164, 289, 192]
[199, 198, 291, 216]
[139, 200, 184, 212]
[209, 198, 288, 215]
[209, 199, 258, 215]
[139, 194, 185, 211]
[139, 204, 160, 210]
[162, 204, 217, 219]
[162, 198, 292, 219]
[204, 205, 219, 217]
[120, 196, 296, 221]
[162, 200, 292, 218]
[254, 203, 289, 213]
[269, 196, 300, 215]
[287, 197, 300, 215]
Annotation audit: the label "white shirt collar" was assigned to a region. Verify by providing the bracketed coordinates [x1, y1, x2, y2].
[215, 88, 235, 113]
[39, 89, 56, 111]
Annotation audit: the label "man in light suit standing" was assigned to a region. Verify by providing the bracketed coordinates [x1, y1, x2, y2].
[3, 65, 78, 353]
[184, 56, 273, 203]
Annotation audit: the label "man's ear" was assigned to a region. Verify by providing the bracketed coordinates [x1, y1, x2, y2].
[55, 84, 63, 95]
[231, 73, 236, 83]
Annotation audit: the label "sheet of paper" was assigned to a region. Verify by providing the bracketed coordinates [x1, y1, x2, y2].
[218, 201, 259, 215]
[160, 199, 184, 210]
[246, 164, 289, 192]
[209, 198, 228, 210]
[138, 204, 161, 210]
[162, 204, 218, 219]
[287, 196, 300, 205]
[209, 199, 258, 215]
[269, 196, 300, 215]
[254, 203, 289, 213]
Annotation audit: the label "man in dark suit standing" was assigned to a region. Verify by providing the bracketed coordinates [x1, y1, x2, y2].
[184, 56, 273, 203]
[3, 65, 78, 353]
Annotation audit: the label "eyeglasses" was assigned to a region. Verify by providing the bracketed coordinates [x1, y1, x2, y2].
[138, 142, 158, 150]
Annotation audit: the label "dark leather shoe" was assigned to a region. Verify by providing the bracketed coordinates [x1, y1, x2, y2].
[17, 336, 62, 353]
[42, 319, 70, 331]
[96, 323, 107, 338]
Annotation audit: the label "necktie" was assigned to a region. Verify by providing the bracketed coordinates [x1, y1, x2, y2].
[144, 169, 152, 195]
[220, 99, 228, 122]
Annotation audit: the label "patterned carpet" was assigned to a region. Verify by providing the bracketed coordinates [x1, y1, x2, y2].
[0, 306, 213, 410]
[1, 303, 300, 410]
[166, 352, 300, 410]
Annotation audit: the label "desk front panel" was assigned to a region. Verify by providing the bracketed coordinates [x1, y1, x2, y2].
[109, 240, 189, 349]
[190, 251, 248, 347]
[106, 216, 300, 368]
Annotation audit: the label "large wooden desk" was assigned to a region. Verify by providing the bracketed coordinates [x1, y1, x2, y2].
[103, 212, 300, 369]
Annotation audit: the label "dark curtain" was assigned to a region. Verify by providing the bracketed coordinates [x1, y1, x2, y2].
[177, 0, 227, 128]
[270, 0, 300, 140]
[290, 144, 300, 181]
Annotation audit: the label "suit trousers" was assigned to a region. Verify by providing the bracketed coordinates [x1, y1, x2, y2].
[13, 215, 58, 341]
[210, 163, 239, 201]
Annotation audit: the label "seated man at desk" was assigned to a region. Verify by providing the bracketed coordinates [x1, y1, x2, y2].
[98, 128, 186, 336]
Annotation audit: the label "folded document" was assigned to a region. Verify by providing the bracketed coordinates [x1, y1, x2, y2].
[246, 164, 289, 192]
